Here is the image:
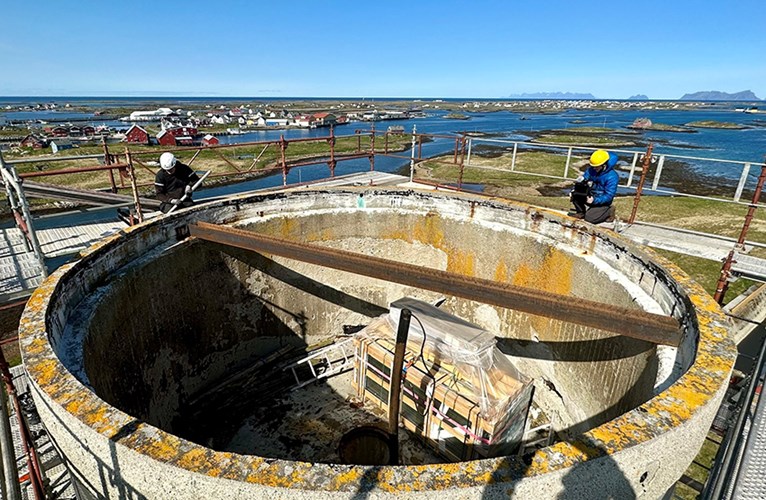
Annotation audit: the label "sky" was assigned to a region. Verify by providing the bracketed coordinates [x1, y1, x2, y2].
[1, 0, 764, 100]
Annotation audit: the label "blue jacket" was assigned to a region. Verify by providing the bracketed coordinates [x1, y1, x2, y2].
[583, 152, 619, 206]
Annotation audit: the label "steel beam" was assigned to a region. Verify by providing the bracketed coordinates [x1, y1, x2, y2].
[189, 222, 682, 346]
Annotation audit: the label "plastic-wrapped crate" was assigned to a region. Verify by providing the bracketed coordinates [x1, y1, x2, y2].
[353, 298, 533, 461]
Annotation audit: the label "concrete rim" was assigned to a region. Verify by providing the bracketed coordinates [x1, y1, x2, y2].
[18, 188, 736, 492]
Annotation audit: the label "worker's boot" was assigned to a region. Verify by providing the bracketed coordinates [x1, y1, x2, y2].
[605, 205, 616, 222]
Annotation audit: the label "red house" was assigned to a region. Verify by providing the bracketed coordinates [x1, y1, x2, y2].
[82, 126, 96, 136]
[124, 124, 150, 145]
[156, 129, 177, 147]
[51, 126, 69, 137]
[20, 135, 48, 149]
[167, 126, 198, 138]
[201, 134, 219, 146]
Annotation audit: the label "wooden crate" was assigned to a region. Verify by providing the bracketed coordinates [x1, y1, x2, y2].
[353, 317, 533, 461]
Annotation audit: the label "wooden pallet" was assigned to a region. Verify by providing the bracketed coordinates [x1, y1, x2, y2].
[353, 317, 533, 461]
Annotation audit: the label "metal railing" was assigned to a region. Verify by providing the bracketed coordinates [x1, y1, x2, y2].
[460, 137, 766, 208]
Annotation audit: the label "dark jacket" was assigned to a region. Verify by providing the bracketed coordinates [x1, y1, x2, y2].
[154, 162, 200, 203]
[583, 152, 619, 206]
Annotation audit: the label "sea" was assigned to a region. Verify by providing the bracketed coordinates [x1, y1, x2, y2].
[2, 97, 766, 200]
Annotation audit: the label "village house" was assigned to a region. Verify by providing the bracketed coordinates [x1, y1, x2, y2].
[50, 139, 74, 154]
[124, 124, 151, 145]
[312, 112, 337, 127]
[294, 114, 317, 128]
[156, 129, 176, 147]
[201, 134, 219, 146]
[20, 135, 48, 149]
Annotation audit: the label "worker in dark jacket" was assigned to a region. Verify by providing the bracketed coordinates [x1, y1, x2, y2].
[569, 149, 619, 224]
[155, 152, 200, 213]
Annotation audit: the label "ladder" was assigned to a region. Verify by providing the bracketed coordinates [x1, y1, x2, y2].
[283, 338, 356, 389]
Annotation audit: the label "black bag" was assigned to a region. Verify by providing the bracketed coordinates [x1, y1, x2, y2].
[571, 180, 593, 203]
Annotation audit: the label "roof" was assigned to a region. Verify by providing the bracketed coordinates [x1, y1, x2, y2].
[126, 124, 149, 134]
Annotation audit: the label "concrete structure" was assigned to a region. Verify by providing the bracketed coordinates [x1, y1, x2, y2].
[19, 188, 735, 498]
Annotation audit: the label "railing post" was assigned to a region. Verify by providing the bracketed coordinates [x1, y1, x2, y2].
[280, 135, 288, 186]
[369, 124, 375, 171]
[328, 125, 336, 177]
[453, 137, 460, 164]
[510, 143, 518, 171]
[384, 131, 389, 154]
[563, 147, 572, 179]
[627, 152, 639, 188]
[409, 125, 417, 182]
[628, 144, 654, 225]
[651, 155, 665, 191]
[466, 138, 473, 166]
[417, 135, 422, 160]
[125, 148, 143, 224]
[734, 162, 752, 203]
[103, 137, 117, 193]
[714, 160, 766, 304]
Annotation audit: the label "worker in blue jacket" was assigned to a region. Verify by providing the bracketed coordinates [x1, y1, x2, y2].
[569, 149, 619, 224]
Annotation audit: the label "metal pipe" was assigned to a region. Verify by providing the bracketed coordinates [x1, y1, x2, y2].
[103, 138, 117, 193]
[409, 125, 417, 182]
[328, 126, 336, 177]
[714, 161, 766, 303]
[388, 307, 411, 465]
[125, 149, 143, 224]
[628, 144, 654, 225]
[189, 222, 682, 346]
[0, 383, 19, 500]
[0, 351, 44, 499]
[19, 163, 131, 178]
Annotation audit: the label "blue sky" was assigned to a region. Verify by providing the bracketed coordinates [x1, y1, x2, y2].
[1, 0, 764, 99]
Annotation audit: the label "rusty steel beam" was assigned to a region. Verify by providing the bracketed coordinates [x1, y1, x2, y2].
[189, 222, 682, 346]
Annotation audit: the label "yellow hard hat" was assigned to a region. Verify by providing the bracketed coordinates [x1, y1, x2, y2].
[590, 149, 610, 167]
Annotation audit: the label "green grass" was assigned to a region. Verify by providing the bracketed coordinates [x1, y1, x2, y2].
[686, 121, 747, 129]
[531, 133, 636, 146]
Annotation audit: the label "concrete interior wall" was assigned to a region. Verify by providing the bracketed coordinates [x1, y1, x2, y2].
[80, 206, 659, 451]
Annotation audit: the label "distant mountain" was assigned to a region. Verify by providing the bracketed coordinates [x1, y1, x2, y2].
[508, 92, 596, 100]
[628, 94, 649, 100]
[680, 90, 761, 101]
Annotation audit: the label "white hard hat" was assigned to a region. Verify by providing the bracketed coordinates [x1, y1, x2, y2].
[160, 152, 177, 170]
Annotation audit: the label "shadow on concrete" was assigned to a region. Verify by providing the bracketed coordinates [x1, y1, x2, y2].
[496, 336, 654, 362]
[214, 243, 388, 319]
[479, 363, 659, 499]
[31, 390, 148, 499]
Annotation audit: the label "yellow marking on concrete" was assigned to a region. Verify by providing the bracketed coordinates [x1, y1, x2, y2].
[494, 260, 509, 282]
[279, 218, 298, 239]
[446, 248, 475, 276]
[412, 211, 446, 249]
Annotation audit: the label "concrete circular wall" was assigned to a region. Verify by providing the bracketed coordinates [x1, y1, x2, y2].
[19, 188, 736, 498]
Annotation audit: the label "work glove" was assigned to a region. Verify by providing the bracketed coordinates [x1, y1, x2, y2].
[170, 198, 181, 205]
[185, 185, 193, 195]
[575, 176, 585, 183]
